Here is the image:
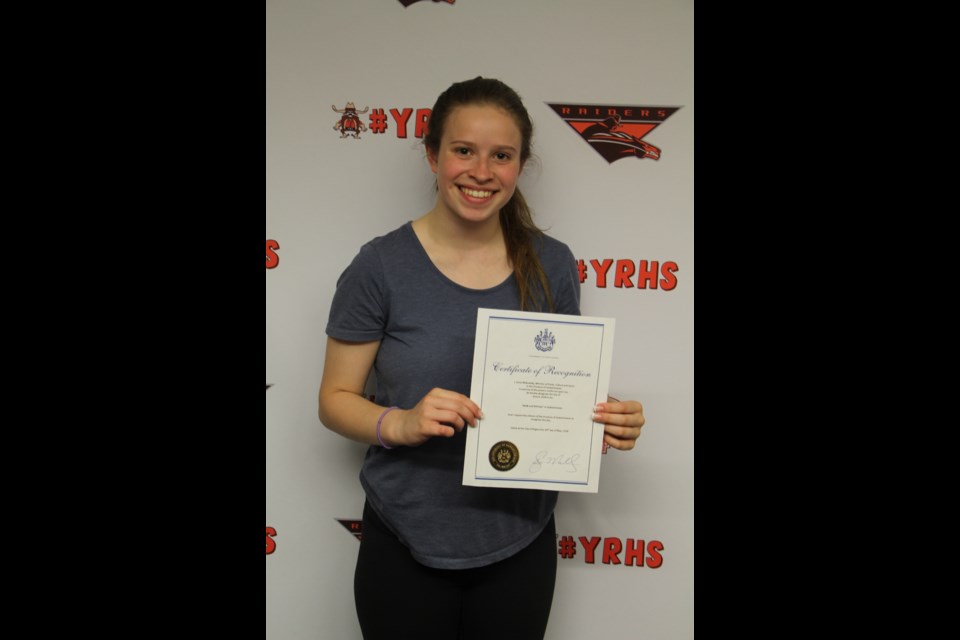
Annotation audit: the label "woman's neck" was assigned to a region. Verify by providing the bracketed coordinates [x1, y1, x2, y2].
[411, 206, 512, 290]
[413, 205, 504, 252]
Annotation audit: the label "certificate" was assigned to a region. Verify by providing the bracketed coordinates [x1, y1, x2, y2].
[462, 308, 615, 493]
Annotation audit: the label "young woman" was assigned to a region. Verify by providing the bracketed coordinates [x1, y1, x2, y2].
[318, 77, 645, 640]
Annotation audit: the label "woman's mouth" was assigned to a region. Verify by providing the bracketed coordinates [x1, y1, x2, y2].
[458, 186, 494, 199]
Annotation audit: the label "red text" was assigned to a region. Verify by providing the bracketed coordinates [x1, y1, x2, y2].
[266, 240, 279, 269]
[577, 536, 664, 567]
[266, 526, 277, 555]
[577, 259, 678, 290]
[369, 107, 432, 138]
[560, 107, 669, 119]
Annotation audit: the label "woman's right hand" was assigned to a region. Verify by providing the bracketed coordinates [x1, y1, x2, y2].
[383, 388, 483, 447]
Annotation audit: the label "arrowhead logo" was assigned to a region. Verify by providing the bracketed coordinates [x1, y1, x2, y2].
[336, 519, 363, 542]
[398, 0, 454, 6]
[546, 103, 681, 164]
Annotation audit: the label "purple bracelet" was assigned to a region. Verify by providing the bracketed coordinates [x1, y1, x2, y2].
[376, 406, 399, 449]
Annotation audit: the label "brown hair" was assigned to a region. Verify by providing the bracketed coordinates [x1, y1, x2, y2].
[424, 77, 554, 312]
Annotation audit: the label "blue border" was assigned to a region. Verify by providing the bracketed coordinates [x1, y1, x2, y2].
[474, 315, 607, 486]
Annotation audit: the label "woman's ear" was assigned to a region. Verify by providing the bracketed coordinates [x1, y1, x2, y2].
[426, 147, 439, 175]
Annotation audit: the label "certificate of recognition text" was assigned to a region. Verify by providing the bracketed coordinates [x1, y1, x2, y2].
[462, 308, 615, 493]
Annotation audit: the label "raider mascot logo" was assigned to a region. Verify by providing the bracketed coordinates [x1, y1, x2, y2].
[546, 103, 681, 163]
[332, 102, 369, 139]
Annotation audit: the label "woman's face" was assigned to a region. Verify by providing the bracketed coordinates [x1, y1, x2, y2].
[427, 104, 524, 227]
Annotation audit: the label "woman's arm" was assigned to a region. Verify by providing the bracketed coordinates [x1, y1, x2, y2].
[318, 337, 483, 448]
[318, 337, 386, 445]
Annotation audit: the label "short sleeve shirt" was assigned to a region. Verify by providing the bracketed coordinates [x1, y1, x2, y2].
[326, 222, 581, 569]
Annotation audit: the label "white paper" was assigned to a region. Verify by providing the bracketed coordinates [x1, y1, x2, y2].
[463, 308, 615, 493]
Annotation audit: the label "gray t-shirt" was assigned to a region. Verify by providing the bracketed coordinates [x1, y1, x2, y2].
[326, 221, 581, 569]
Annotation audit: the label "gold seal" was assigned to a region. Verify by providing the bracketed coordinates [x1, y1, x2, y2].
[489, 441, 519, 471]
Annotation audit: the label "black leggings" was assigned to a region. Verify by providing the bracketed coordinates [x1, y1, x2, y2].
[354, 501, 557, 640]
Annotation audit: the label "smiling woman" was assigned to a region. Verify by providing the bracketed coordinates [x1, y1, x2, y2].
[316, 77, 646, 640]
[427, 104, 522, 223]
[418, 79, 549, 306]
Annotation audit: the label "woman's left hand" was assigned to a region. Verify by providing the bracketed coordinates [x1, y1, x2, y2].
[594, 398, 645, 450]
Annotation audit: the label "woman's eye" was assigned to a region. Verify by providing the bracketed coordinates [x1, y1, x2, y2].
[495, 152, 511, 161]
[455, 147, 471, 156]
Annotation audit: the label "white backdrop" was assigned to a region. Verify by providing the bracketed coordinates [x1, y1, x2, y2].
[266, 1, 693, 638]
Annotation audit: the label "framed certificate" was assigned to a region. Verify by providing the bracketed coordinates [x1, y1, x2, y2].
[462, 308, 615, 493]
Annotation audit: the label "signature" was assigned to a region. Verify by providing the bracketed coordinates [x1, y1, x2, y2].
[528, 450, 581, 474]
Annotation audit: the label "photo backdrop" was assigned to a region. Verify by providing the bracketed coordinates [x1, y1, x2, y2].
[267, 1, 693, 638]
